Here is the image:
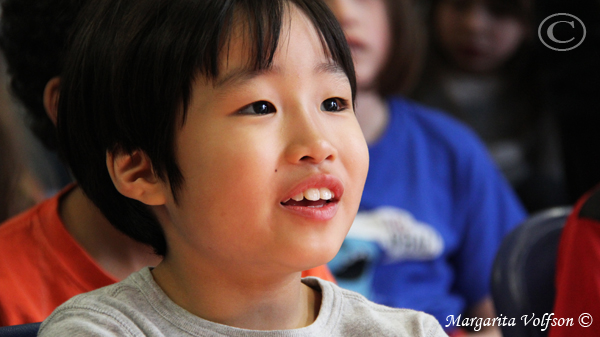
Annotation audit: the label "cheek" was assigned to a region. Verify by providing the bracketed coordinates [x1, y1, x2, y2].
[208, 140, 276, 202]
[171, 139, 279, 255]
[339, 123, 369, 202]
[491, 22, 526, 60]
[370, 3, 392, 60]
[371, 24, 391, 72]
[177, 128, 278, 217]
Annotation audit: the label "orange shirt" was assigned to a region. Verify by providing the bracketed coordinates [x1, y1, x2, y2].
[0, 185, 334, 326]
[0, 186, 116, 326]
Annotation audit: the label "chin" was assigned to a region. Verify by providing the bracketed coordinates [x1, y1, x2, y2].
[286, 238, 343, 272]
[314, 243, 345, 269]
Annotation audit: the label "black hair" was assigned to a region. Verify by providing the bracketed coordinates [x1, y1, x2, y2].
[58, 0, 355, 256]
[430, 0, 534, 21]
[0, 0, 87, 150]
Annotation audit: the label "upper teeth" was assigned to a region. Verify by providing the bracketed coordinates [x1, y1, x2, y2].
[290, 187, 334, 202]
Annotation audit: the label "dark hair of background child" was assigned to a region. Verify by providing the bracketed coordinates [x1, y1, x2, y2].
[0, 0, 86, 151]
[58, 0, 356, 256]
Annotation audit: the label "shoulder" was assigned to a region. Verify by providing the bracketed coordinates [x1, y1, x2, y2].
[0, 185, 70, 241]
[60, 266, 150, 305]
[389, 97, 482, 145]
[0, 198, 46, 235]
[0, 196, 53, 262]
[387, 97, 501, 181]
[44, 274, 141, 316]
[338, 290, 447, 337]
[578, 187, 600, 222]
[387, 97, 490, 163]
[38, 270, 150, 336]
[307, 278, 447, 336]
[0, 186, 75, 277]
[559, 186, 600, 241]
[0, 193, 75, 326]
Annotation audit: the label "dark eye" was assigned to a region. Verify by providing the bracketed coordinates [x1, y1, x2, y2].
[321, 98, 348, 112]
[238, 101, 276, 115]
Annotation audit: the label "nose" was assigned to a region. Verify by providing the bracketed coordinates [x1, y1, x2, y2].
[283, 107, 338, 166]
[325, 0, 358, 29]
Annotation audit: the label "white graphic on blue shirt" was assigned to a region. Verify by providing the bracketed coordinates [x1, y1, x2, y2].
[328, 207, 444, 298]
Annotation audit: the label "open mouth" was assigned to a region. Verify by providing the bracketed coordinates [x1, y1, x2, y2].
[281, 187, 336, 208]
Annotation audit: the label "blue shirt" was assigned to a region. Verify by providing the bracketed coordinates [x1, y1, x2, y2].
[328, 97, 526, 326]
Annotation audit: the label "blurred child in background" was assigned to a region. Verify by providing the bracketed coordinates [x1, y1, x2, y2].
[413, 0, 568, 212]
[324, 0, 525, 335]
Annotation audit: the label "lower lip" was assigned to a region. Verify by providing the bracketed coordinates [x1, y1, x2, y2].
[281, 201, 339, 221]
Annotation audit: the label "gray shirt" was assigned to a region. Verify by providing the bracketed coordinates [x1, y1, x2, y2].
[39, 267, 448, 336]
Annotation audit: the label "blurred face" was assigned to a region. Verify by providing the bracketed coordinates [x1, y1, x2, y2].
[158, 7, 369, 275]
[324, 0, 391, 91]
[435, 0, 527, 73]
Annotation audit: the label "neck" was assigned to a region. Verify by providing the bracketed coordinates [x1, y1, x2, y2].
[60, 186, 161, 280]
[354, 90, 389, 144]
[152, 256, 320, 330]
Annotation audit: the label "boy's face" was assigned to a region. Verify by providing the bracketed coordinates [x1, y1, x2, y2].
[435, 0, 526, 73]
[323, 0, 391, 91]
[158, 7, 369, 275]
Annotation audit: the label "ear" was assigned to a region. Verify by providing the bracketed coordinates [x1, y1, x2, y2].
[43, 77, 61, 126]
[106, 149, 167, 206]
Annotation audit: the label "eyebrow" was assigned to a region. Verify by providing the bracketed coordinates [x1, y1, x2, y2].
[214, 66, 281, 88]
[314, 62, 346, 78]
[214, 61, 346, 88]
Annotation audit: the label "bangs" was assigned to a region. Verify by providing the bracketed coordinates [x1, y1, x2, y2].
[200, 1, 283, 80]
[194, 0, 356, 101]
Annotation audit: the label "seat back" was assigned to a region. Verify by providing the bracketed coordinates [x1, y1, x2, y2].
[491, 206, 572, 337]
[0, 323, 41, 337]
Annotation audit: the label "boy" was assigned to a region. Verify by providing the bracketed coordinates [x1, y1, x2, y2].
[0, 0, 333, 326]
[39, 0, 447, 335]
